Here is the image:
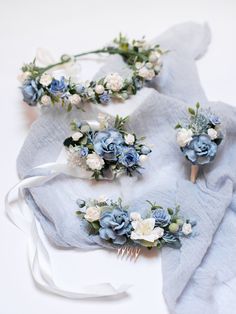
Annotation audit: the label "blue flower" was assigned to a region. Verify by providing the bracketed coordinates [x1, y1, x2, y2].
[182, 134, 218, 165]
[209, 115, 221, 125]
[141, 145, 152, 155]
[21, 80, 43, 106]
[76, 84, 85, 94]
[118, 146, 139, 168]
[99, 208, 132, 245]
[152, 209, 171, 227]
[93, 128, 124, 161]
[49, 77, 67, 95]
[99, 91, 110, 104]
[79, 147, 88, 157]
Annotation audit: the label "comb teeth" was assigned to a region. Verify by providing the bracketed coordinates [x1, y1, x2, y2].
[117, 246, 141, 262]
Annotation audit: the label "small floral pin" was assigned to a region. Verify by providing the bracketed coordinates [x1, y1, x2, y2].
[175, 103, 223, 183]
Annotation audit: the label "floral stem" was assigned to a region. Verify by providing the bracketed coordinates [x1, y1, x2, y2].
[190, 165, 199, 183]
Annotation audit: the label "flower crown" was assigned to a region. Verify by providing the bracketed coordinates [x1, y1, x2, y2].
[175, 103, 223, 182]
[19, 34, 164, 111]
[76, 197, 195, 250]
[63, 114, 152, 180]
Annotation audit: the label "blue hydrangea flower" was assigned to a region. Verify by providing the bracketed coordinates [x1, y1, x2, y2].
[99, 91, 110, 104]
[141, 145, 152, 155]
[49, 77, 67, 95]
[209, 115, 221, 125]
[152, 209, 171, 227]
[93, 128, 124, 161]
[21, 80, 43, 106]
[118, 146, 139, 168]
[182, 134, 218, 165]
[99, 208, 132, 245]
[79, 147, 88, 157]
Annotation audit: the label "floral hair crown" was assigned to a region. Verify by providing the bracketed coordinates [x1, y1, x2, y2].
[19, 34, 164, 111]
[76, 196, 196, 258]
[63, 114, 152, 180]
[175, 103, 223, 183]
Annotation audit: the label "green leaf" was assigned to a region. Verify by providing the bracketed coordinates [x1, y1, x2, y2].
[196, 102, 200, 109]
[175, 123, 182, 129]
[90, 221, 100, 232]
[188, 107, 196, 115]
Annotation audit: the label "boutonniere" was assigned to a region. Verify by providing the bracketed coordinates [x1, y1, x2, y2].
[18, 34, 165, 111]
[76, 197, 196, 260]
[63, 114, 152, 180]
[175, 103, 223, 183]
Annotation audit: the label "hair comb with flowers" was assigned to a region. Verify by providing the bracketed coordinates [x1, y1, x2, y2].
[76, 197, 196, 260]
[175, 103, 223, 183]
[63, 114, 152, 180]
[19, 34, 164, 111]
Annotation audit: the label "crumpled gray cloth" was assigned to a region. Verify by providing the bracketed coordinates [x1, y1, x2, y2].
[16, 22, 236, 314]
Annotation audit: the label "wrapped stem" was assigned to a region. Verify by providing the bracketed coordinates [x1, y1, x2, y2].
[190, 165, 199, 183]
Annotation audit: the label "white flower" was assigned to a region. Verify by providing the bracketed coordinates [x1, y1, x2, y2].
[182, 223, 192, 235]
[139, 155, 148, 163]
[146, 62, 154, 69]
[207, 128, 218, 140]
[149, 51, 161, 63]
[86, 153, 105, 170]
[40, 95, 51, 106]
[72, 132, 83, 141]
[135, 62, 143, 69]
[95, 84, 105, 94]
[97, 195, 107, 203]
[154, 64, 162, 73]
[69, 94, 81, 105]
[39, 73, 52, 86]
[17, 71, 31, 83]
[124, 133, 135, 145]
[98, 113, 109, 129]
[87, 87, 95, 97]
[176, 128, 193, 147]
[131, 218, 164, 243]
[130, 212, 142, 221]
[105, 73, 124, 92]
[84, 206, 101, 222]
[138, 67, 155, 80]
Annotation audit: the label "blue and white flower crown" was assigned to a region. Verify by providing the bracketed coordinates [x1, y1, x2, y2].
[19, 34, 164, 110]
[76, 197, 196, 249]
[63, 114, 152, 180]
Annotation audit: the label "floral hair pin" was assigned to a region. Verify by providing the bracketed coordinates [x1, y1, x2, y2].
[18, 33, 164, 110]
[175, 103, 223, 183]
[63, 114, 152, 180]
[76, 197, 196, 260]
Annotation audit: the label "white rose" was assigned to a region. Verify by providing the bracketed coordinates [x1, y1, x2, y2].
[131, 218, 164, 243]
[138, 67, 155, 80]
[17, 71, 31, 83]
[176, 128, 193, 147]
[39, 73, 52, 86]
[86, 153, 105, 170]
[182, 223, 192, 235]
[149, 51, 161, 63]
[124, 133, 135, 145]
[69, 94, 81, 105]
[139, 155, 148, 163]
[207, 128, 218, 140]
[135, 62, 143, 69]
[40, 95, 51, 106]
[130, 212, 142, 221]
[105, 73, 124, 92]
[84, 206, 101, 222]
[72, 132, 83, 141]
[95, 84, 105, 94]
[87, 87, 95, 97]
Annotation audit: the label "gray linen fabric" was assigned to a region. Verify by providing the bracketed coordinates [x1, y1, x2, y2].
[16, 23, 236, 313]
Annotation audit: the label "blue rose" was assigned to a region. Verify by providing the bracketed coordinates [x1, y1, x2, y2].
[118, 146, 139, 168]
[99, 91, 110, 104]
[141, 145, 152, 155]
[49, 77, 67, 95]
[99, 208, 132, 245]
[93, 128, 124, 161]
[76, 84, 85, 94]
[182, 134, 218, 165]
[152, 209, 171, 227]
[209, 115, 221, 125]
[21, 80, 43, 106]
[79, 147, 88, 157]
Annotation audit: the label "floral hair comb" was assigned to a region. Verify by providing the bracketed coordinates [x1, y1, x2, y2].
[76, 197, 196, 260]
[63, 114, 152, 180]
[175, 103, 223, 183]
[19, 34, 164, 111]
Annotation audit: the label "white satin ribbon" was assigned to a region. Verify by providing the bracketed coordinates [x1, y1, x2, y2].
[5, 161, 131, 299]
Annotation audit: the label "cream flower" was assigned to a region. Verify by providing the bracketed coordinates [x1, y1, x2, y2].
[130, 212, 142, 221]
[84, 206, 101, 222]
[97, 195, 107, 203]
[39, 73, 52, 86]
[176, 128, 193, 147]
[40, 95, 51, 106]
[98, 113, 109, 129]
[105, 73, 124, 92]
[149, 51, 161, 63]
[138, 67, 155, 80]
[182, 223, 192, 235]
[86, 153, 105, 170]
[95, 84, 105, 95]
[131, 218, 164, 243]
[69, 94, 81, 105]
[139, 155, 148, 163]
[17, 71, 31, 83]
[207, 128, 218, 140]
[124, 133, 135, 145]
[72, 132, 83, 141]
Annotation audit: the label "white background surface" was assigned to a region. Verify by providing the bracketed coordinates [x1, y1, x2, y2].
[0, 1, 236, 313]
